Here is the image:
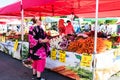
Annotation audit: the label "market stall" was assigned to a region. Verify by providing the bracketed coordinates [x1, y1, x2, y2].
[0, 40, 29, 60]
[46, 33, 120, 80]
[0, 0, 120, 80]
[0, 32, 120, 80]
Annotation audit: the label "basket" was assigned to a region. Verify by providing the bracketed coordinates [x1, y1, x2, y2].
[22, 59, 33, 69]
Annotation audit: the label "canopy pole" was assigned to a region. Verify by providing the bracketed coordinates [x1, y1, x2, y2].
[20, 0, 24, 60]
[20, 0, 24, 41]
[93, 0, 99, 80]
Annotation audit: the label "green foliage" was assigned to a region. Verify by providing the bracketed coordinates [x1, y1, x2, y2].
[77, 68, 92, 80]
[24, 33, 28, 42]
[60, 16, 67, 18]
[105, 20, 117, 24]
[110, 71, 120, 79]
[75, 54, 81, 60]
[21, 44, 29, 59]
[84, 18, 118, 25]
[67, 66, 92, 80]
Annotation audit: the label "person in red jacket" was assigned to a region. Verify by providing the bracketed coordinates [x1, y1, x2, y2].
[65, 20, 75, 35]
[58, 19, 66, 35]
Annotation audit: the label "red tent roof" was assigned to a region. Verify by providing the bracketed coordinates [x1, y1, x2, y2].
[0, 21, 6, 24]
[76, 10, 120, 18]
[0, 0, 56, 17]
[0, 0, 120, 17]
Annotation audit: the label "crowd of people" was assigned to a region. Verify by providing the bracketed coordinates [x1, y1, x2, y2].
[57, 19, 116, 36]
[57, 19, 75, 35]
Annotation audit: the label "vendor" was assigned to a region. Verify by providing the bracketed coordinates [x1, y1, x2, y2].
[65, 20, 75, 35]
[58, 19, 66, 35]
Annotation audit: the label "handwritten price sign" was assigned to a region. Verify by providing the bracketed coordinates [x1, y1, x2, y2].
[80, 54, 92, 67]
[59, 50, 66, 63]
[13, 39, 18, 51]
[2, 36, 5, 42]
[114, 48, 120, 58]
[51, 48, 57, 60]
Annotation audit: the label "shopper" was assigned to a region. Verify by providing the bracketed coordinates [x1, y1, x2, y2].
[28, 17, 50, 80]
[28, 17, 37, 59]
[58, 19, 66, 35]
[84, 23, 90, 32]
[65, 20, 75, 35]
[28, 17, 38, 79]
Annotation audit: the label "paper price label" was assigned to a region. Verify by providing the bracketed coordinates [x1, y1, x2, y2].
[14, 39, 18, 51]
[2, 36, 5, 42]
[51, 48, 57, 60]
[59, 50, 66, 63]
[80, 54, 92, 67]
[114, 48, 120, 58]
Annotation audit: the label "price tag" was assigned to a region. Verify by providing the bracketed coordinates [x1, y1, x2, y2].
[14, 39, 18, 51]
[59, 50, 66, 62]
[114, 48, 120, 58]
[2, 36, 5, 42]
[80, 53, 92, 67]
[51, 48, 57, 60]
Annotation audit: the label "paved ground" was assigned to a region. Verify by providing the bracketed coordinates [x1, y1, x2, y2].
[1, 51, 120, 80]
[0, 51, 74, 80]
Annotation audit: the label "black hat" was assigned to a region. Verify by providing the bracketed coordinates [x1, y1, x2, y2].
[31, 17, 37, 24]
[66, 20, 70, 23]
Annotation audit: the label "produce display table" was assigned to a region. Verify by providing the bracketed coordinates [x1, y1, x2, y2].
[45, 48, 120, 80]
[0, 41, 120, 80]
[0, 40, 29, 60]
[95, 49, 120, 80]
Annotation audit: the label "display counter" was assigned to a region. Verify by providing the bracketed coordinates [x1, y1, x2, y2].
[0, 40, 29, 60]
[45, 48, 120, 80]
[0, 41, 120, 80]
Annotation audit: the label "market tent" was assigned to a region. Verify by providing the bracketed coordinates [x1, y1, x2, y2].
[0, 19, 10, 24]
[0, 0, 56, 17]
[0, 21, 6, 25]
[76, 10, 120, 18]
[7, 19, 21, 24]
[0, 1, 120, 80]
[0, 1, 20, 16]
[23, 0, 120, 17]
[0, 0, 120, 17]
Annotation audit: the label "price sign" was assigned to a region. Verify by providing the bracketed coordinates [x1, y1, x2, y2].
[2, 36, 5, 42]
[51, 48, 57, 60]
[59, 50, 66, 63]
[14, 39, 18, 51]
[80, 53, 92, 67]
[114, 48, 120, 58]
